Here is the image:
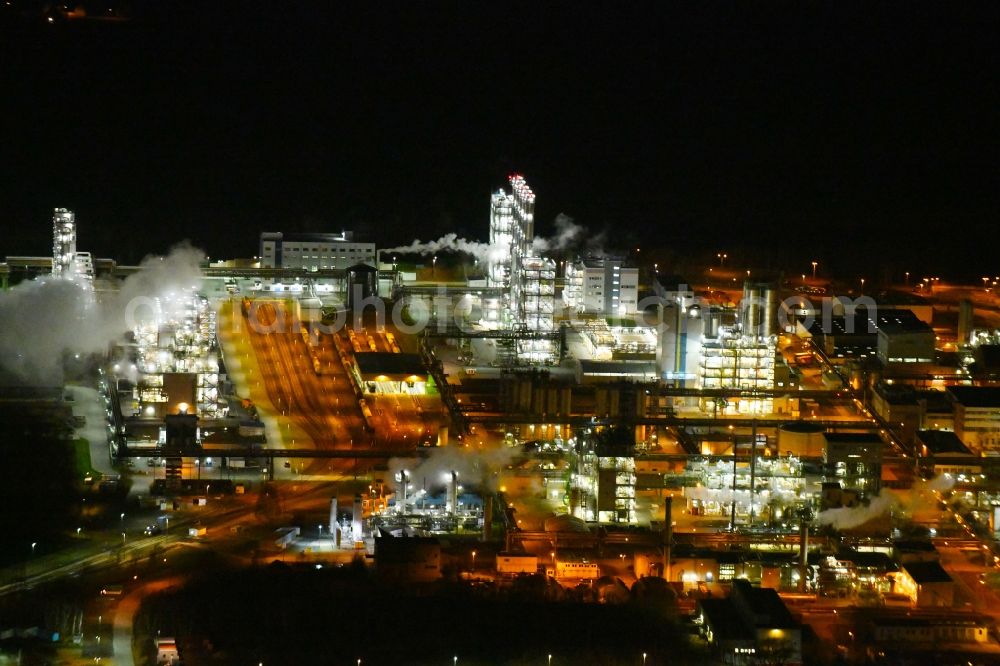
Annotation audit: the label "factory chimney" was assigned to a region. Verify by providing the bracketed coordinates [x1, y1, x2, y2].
[352, 494, 363, 541]
[661, 495, 673, 580]
[449, 470, 459, 515]
[482, 495, 494, 541]
[397, 470, 409, 515]
[329, 497, 338, 535]
[798, 514, 810, 593]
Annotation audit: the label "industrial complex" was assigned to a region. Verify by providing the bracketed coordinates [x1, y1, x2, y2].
[4, 188, 1000, 665]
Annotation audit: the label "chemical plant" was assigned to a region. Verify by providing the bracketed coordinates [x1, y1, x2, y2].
[4, 192, 1000, 666]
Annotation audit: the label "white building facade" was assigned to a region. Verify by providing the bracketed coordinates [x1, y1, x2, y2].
[259, 231, 375, 271]
[563, 257, 639, 315]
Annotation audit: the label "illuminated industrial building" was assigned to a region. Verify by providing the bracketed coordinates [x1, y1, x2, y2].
[699, 281, 777, 414]
[51, 207, 94, 286]
[563, 256, 639, 315]
[485, 174, 557, 363]
[485, 189, 513, 325]
[124, 292, 222, 419]
[258, 231, 375, 292]
[260, 231, 375, 271]
[360, 470, 491, 538]
[352, 352, 428, 395]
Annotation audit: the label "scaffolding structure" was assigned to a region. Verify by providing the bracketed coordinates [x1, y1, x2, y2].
[483, 174, 558, 364]
[51, 207, 95, 289]
[571, 450, 638, 525]
[133, 294, 223, 418]
[699, 282, 777, 414]
[486, 190, 514, 326]
[516, 256, 556, 362]
[52, 208, 76, 279]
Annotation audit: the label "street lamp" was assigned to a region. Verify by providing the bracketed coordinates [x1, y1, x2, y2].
[642, 653, 647, 665]
[860, 277, 865, 292]
[811, 261, 818, 279]
[471, 550, 477, 570]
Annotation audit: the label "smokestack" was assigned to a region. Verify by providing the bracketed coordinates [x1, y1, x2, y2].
[352, 494, 363, 541]
[662, 496, 673, 580]
[450, 470, 459, 515]
[482, 495, 494, 541]
[397, 470, 409, 515]
[798, 520, 809, 593]
[329, 497, 338, 534]
[958, 299, 974, 345]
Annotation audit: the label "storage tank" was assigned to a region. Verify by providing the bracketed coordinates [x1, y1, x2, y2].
[703, 307, 722, 339]
[741, 281, 776, 337]
[777, 422, 826, 457]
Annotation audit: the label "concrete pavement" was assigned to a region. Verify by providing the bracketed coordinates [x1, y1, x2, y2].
[67, 384, 115, 477]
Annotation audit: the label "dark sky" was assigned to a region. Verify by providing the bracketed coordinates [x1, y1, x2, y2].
[1, 2, 999, 278]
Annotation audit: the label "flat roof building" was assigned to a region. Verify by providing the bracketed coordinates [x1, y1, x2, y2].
[259, 231, 375, 272]
[871, 309, 935, 366]
[697, 579, 802, 665]
[895, 561, 954, 607]
[563, 256, 639, 316]
[353, 352, 427, 395]
[947, 386, 1000, 452]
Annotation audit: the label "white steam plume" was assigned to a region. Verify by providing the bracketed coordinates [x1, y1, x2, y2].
[926, 473, 956, 493]
[381, 233, 508, 265]
[815, 493, 897, 531]
[0, 242, 205, 386]
[531, 213, 584, 253]
[383, 213, 592, 264]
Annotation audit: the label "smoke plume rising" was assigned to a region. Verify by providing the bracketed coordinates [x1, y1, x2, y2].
[815, 493, 898, 531]
[381, 233, 508, 265]
[383, 213, 594, 264]
[531, 213, 585, 253]
[926, 472, 956, 493]
[0, 242, 205, 386]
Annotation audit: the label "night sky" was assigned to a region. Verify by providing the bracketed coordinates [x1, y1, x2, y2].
[1, 2, 998, 278]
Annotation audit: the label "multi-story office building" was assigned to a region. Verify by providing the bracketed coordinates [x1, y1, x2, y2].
[259, 231, 375, 271]
[563, 256, 639, 315]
